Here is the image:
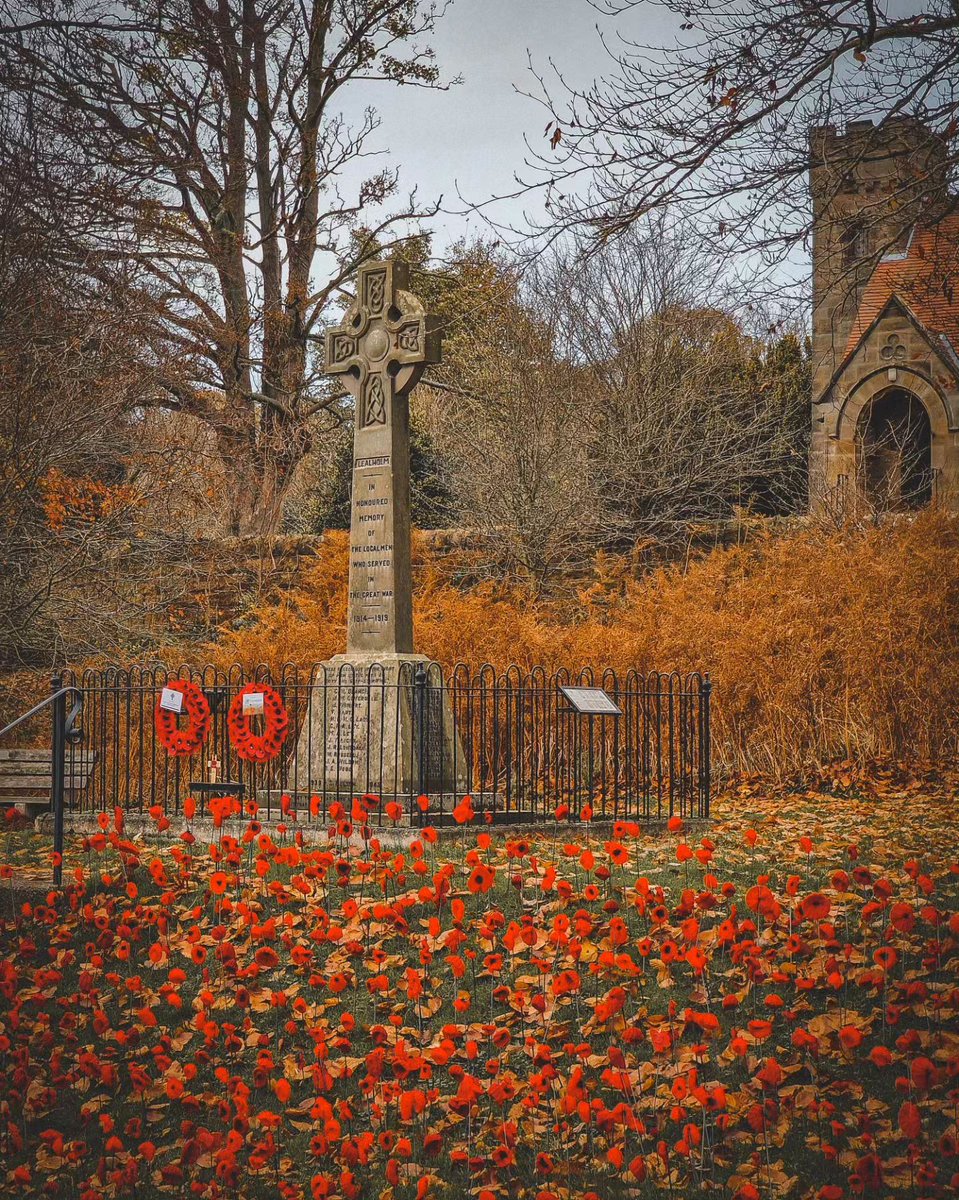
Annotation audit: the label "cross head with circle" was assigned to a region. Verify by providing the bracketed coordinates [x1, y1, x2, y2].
[325, 260, 441, 429]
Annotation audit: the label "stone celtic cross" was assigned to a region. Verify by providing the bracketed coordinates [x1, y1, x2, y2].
[325, 259, 441, 655]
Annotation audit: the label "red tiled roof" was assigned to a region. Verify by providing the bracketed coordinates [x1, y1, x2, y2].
[844, 214, 959, 359]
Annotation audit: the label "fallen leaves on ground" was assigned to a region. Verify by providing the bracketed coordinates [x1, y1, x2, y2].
[1, 780, 958, 1199]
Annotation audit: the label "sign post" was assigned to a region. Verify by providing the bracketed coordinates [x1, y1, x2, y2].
[559, 687, 622, 814]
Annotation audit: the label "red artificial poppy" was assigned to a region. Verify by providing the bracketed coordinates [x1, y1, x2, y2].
[869, 1045, 893, 1067]
[800, 893, 831, 921]
[452, 796, 474, 824]
[491, 1144, 514, 1168]
[911, 1056, 938, 1092]
[745, 884, 774, 912]
[898, 1100, 921, 1139]
[607, 842, 629, 866]
[684, 945, 706, 973]
[468, 864, 495, 894]
[855, 1153, 883, 1191]
[717, 918, 737, 944]
[747, 1019, 774, 1041]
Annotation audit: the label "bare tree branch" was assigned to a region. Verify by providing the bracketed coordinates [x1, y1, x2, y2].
[0, 0, 453, 534]
[520, 1, 959, 280]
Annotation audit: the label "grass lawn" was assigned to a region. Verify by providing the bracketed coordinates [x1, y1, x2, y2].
[1, 775, 958, 1199]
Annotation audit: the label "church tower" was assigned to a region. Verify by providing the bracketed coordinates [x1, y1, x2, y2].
[809, 118, 959, 514]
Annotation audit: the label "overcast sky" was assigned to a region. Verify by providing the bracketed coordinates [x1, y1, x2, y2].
[338, 0, 678, 253]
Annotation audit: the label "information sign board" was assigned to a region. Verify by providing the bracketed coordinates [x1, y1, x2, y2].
[559, 686, 622, 716]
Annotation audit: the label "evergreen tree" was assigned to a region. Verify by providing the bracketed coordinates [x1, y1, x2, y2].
[743, 333, 812, 516]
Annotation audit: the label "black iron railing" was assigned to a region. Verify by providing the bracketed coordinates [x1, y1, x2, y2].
[57, 662, 711, 823]
[0, 676, 83, 885]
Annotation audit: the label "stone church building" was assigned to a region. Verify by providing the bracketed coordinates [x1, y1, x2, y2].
[809, 117, 959, 514]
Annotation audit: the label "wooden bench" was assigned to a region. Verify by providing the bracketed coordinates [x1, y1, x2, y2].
[0, 748, 97, 819]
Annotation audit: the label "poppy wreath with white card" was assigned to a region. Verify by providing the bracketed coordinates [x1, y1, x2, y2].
[227, 682, 289, 763]
[154, 680, 212, 758]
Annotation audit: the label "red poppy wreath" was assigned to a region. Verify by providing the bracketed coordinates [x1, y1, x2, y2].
[154, 680, 211, 758]
[227, 682, 289, 763]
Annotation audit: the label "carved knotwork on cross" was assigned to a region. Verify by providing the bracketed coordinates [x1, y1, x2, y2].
[325, 260, 441, 428]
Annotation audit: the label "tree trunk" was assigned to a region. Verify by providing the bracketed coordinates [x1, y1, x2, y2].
[213, 404, 260, 537]
[213, 391, 310, 536]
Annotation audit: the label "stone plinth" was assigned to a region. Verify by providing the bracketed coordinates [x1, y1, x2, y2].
[292, 655, 468, 802]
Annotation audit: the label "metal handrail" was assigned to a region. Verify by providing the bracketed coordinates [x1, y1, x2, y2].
[0, 686, 82, 740]
[0, 678, 83, 887]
